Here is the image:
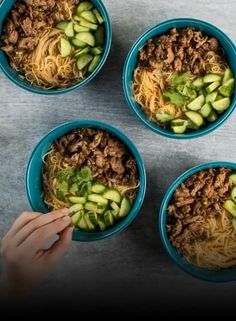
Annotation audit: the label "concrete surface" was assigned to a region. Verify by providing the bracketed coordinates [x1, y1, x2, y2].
[0, 0, 236, 316]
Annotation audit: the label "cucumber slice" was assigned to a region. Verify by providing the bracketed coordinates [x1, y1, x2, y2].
[69, 196, 87, 204]
[88, 55, 102, 73]
[88, 194, 108, 205]
[74, 24, 89, 32]
[93, 9, 104, 24]
[111, 202, 120, 218]
[96, 203, 107, 214]
[216, 94, 224, 101]
[223, 200, 236, 217]
[111, 202, 120, 211]
[104, 210, 115, 227]
[186, 120, 199, 130]
[60, 38, 72, 57]
[90, 46, 104, 55]
[74, 46, 90, 58]
[156, 111, 174, 122]
[69, 203, 84, 215]
[57, 21, 68, 31]
[119, 197, 131, 218]
[103, 189, 121, 203]
[187, 95, 205, 111]
[199, 103, 212, 118]
[203, 74, 222, 83]
[171, 119, 186, 126]
[205, 81, 220, 93]
[77, 216, 88, 230]
[77, 1, 94, 14]
[91, 183, 106, 194]
[206, 110, 218, 123]
[211, 97, 231, 112]
[233, 218, 236, 232]
[206, 91, 218, 103]
[223, 68, 233, 83]
[95, 26, 104, 45]
[84, 213, 96, 231]
[171, 125, 187, 134]
[88, 212, 98, 226]
[65, 22, 74, 38]
[185, 111, 204, 127]
[75, 31, 95, 46]
[80, 10, 97, 24]
[76, 53, 93, 70]
[219, 79, 235, 97]
[97, 217, 106, 231]
[231, 187, 236, 202]
[79, 20, 98, 30]
[71, 38, 87, 48]
[84, 202, 97, 211]
[229, 174, 236, 185]
[71, 211, 83, 225]
[192, 77, 204, 89]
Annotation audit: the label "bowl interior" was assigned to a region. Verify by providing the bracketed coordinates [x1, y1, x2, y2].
[0, 0, 112, 95]
[159, 161, 236, 282]
[26, 120, 146, 242]
[123, 19, 236, 139]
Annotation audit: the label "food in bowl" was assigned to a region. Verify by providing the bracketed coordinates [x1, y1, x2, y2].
[167, 167, 236, 270]
[133, 27, 235, 134]
[42, 128, 139, 231]
[1, 0, 105, 89]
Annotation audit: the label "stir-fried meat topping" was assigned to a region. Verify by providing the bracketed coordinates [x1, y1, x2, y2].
[139, 27, 223, 75]
[167, 167, 232, 250]
[1, 0, 79, 69]
[54, 128, 139, 188]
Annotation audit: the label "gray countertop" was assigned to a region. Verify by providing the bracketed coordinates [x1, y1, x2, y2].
[0, 0, 236, 315]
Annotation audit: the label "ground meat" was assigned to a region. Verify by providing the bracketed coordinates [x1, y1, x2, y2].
[139, 27, 224, 75]
[167, 167, 232, 250]
[53, 128, 139, 191]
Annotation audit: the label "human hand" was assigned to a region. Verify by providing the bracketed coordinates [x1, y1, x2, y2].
[0, 209, 72, 301]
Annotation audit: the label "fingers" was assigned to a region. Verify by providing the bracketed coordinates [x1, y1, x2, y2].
[11, 208, 69, 247]
[20, 215, 71, 252]
[1, 211, 41, 248]
[45, 227, 73, 263]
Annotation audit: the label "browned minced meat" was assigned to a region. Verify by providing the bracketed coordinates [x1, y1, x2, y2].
[139, 27, 224, 75]
[167, 167, 232, 250]
[1, 0, 79, 70]
[54, 128, 139, 189]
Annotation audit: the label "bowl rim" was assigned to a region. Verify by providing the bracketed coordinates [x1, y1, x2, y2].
[25, 120, 147, 242]
[0, 0, 112, 95]
[123, 18, 236, 140]
[159, 161, 236, 282]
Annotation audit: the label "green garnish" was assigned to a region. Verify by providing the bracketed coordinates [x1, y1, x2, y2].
[163, 90, 186, 108]
[171, 71, 191, 85]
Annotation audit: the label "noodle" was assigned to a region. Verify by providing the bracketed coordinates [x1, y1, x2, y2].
[183, 210, 236, 269]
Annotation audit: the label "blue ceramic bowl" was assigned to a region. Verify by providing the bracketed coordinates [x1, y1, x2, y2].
[0, 0, 112, 95]
[159, 161, 236, 282]
[123, 18, 236, 139]
[26, 120, 146, 242]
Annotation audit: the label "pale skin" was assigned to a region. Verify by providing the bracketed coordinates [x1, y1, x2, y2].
[0, 209, 73, 302]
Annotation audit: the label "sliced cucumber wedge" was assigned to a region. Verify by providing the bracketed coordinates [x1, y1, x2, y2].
[206, 91, 218, 103]
[69, 196, 87, 204]
[71, 38, 87, 48]
[192, 77, 204, 89]
[77, 216, 88, 230]
[199, 103, 212, 118]
[84, 213, 96, 231]
[74, 24, 89, 32]
[84, 202, 97, 211]
[231, 187, 236, 203]
[71, 211, 83, 225]
[97, 217, 106, 231]
[185, 111, 204, 127]
[203, 74, 222, 83]
[74, 46, 90, 58]
[223, 200, 236, 217]
[186, 120, 199, 130]
[65, 21, 74, 38]
[90, 46, 104, 55]
[69, 203, 84, 215]
[171, 124, 187, 134]
[80, 10, 97, 24]
[119, 197, 131, 218]
[206, 110, 218, 123]
[79, 20, 98, 30]
[156, 111, 174, 122]
[205, 81, 220, 93]
[77, 1, 94, 14]
[57, 21, 68, 31]
[88, 212, 98, 226]
[229, 174, 236, 185]
[219, 78, 235, 97]
[60, 38, 72, 57]
[104, 210, 115, 227]
[211, 97, 231, 112]
[103, 189, 121, 203]
[88, 55, 101, 73]
[76, 53, 93, 70]
[75, 31, 95, 46]
[88, 193, 108, 205]
[187, 94, 205, 111]
[93, 9, 104, 24]
[91, 183, 106, 194]
[223, 68, 233, 83]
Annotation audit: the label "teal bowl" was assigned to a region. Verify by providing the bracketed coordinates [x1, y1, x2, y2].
[159, 161, 236, 282]
[123, 18, 236, 139]
[26, 120, 146, 242]
[0, 0, 112, 95]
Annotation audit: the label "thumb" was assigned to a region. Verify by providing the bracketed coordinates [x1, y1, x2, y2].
[46, 227, 73, 263]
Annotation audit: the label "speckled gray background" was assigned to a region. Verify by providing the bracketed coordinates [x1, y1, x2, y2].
[0, 0, 236, 315]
